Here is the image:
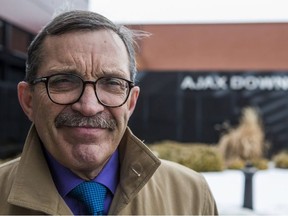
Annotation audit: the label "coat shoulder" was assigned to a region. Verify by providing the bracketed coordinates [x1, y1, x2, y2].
[151, 159, 218, 215]
[0, 158, 20, 196]
[0, 157, 20, 177]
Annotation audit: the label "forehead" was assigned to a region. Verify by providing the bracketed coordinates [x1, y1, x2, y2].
[38, 29, 130, 78]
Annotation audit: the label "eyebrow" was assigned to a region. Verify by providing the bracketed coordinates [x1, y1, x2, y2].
[46, 68, 80, 76]
[101, 68, 130, 79]
[46, 67, 130, 80]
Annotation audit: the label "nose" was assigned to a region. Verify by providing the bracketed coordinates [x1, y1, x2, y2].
[71, 84, 104, 116]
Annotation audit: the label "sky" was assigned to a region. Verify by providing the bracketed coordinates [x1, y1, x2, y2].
[89, 0, 288, 24]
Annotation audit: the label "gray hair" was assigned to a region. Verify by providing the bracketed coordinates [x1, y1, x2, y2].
[26, 10, 147, 82]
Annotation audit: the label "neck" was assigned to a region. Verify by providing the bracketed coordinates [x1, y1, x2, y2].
[70, 157, 110, 180]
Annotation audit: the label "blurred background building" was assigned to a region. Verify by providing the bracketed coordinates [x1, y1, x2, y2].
[0, 0, 89, 157]
[1, 0, 288, 158]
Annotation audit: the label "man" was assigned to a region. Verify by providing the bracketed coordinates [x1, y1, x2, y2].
[0, 10, 218, 215]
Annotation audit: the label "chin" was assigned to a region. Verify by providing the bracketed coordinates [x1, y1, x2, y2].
[71, 144, 110, 164]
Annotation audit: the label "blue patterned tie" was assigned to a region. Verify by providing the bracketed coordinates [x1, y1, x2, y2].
[70, 181, 107, 215]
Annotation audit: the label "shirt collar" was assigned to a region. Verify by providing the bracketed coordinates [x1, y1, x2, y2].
[44, 147, 119, 197]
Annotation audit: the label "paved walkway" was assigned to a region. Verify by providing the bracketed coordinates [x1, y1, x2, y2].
[202, 166, 288, 215]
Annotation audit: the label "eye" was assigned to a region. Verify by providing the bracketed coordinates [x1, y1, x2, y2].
[102, 77, 126, 87]
[48, 74, 81, 91]
[98, 77, 128, 93]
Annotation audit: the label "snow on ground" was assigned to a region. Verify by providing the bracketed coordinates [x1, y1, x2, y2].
[202, 165, 288, 215]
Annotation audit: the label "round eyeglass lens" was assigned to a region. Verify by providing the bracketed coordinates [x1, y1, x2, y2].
[48, 74, 83, 104]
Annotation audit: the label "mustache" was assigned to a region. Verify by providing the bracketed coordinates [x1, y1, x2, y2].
[55, 111, 117, 130]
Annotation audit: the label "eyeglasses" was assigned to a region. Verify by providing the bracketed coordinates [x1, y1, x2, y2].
[30, 73, 135, 108]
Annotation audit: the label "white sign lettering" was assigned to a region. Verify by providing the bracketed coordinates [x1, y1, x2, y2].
[181, 75, 288, 91]
[180, 76, 228, 90]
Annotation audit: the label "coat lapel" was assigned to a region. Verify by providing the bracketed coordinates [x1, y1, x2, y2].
[108, 128, 161, 214]
[7, 125, 72, 215]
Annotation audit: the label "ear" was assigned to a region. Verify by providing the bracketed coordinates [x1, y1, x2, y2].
[127, 86, 140, 118]
[17, 81, 34, 122]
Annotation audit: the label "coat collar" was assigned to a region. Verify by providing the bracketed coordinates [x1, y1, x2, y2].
[8, 125, 161, 215]
[109, 128, 161, 214]
[7, 125, 72, 214]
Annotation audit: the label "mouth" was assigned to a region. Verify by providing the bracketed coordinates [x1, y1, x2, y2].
[61, 124, 115, 132]
[56, 126, 109, 145]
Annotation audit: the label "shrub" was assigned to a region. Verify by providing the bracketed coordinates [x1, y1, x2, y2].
[226, 158, 245, 170]
[218, 107, 267, 166]
[251, 158, 269, 170]
[149, 140, 183, 161]
[273, 151, 288, 169]
[149, 141, 224, 172]
[179, 145, 224, 172]
[226, 157, 268, 170]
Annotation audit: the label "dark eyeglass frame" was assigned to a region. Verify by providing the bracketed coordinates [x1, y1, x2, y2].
[30, 73, 135, 108]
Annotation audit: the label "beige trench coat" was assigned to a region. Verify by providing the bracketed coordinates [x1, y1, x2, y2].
[0, 125, 218, 215]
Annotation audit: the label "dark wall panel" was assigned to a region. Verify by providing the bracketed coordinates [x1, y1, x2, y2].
[129, 71, 288, 155]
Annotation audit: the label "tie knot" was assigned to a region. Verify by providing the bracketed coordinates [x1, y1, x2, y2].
[70, 181, 107, 215]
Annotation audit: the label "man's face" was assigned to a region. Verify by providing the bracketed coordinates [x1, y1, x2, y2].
[18, 30, 139, 179]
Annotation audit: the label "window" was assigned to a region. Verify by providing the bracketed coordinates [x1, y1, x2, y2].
[10, 26, 29, 53]
[0, 21, 3, 47]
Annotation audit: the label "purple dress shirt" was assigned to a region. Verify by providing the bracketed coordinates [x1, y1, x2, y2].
[44, 148, 119, 215]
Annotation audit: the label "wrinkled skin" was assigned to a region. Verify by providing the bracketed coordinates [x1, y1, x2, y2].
[18, 30, 140, 180]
